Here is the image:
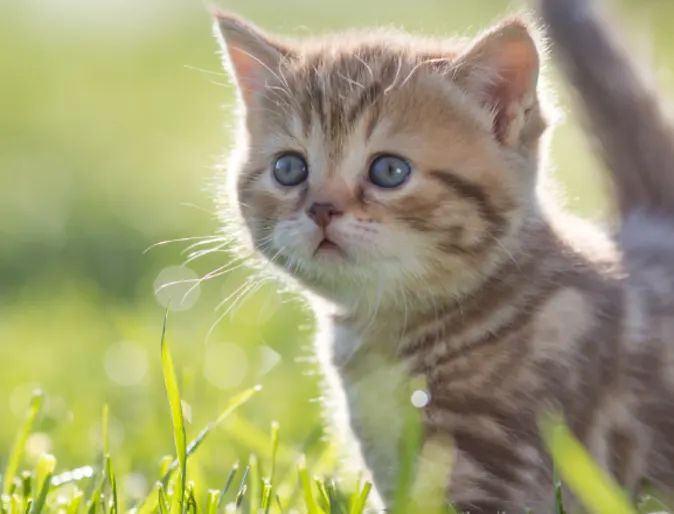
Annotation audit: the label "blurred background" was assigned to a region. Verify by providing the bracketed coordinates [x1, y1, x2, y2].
[2, 0, 674, 507]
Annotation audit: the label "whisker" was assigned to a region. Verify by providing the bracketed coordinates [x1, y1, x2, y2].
[177, 202, 219, 217]
[206, 278, 259, 344]
[154, 277, 202, 296]
[213, 277, 254, 313]
[181, 237, 228, 256]
[179, 257, 251, 304]
[183, 64, 227, 77]
[184, 247, 224, 265]
[143, 235, 221, 255]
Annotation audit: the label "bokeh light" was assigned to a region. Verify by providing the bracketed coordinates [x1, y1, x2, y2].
[103, 341, 149, 386]
[153, 265, 201, 311]
[410, 389, 430, 409]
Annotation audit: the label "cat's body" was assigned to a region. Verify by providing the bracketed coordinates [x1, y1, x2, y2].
[319, 213, 640, 513]
[212, 1, 674, 511]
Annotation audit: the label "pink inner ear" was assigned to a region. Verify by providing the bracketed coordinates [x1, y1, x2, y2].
[499, 41, 539, 101]
[228, 45, 265, 104]
[482, 37, 539, 143]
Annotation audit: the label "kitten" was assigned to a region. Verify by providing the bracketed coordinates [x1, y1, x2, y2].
[211, 1, 674, 512]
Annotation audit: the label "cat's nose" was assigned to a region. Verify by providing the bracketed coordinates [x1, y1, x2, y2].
[307, 202, 342, 229]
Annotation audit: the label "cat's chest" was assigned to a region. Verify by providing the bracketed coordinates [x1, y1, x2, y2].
[330, 322, 421, 499]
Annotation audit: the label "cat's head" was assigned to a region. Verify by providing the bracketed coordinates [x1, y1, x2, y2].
[214, 12, 551, 311]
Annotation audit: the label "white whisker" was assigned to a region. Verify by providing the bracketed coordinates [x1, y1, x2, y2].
[143, 235, 221, 255]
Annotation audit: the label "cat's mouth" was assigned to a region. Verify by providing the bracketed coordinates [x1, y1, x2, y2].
[313, 238, 343, 258]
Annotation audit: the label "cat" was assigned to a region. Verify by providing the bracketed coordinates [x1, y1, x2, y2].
[210, 0, 674, 511]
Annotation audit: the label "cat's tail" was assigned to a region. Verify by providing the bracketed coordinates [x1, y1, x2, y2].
[536, 0, 674, 220]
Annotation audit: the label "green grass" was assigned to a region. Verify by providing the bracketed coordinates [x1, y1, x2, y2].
[1, 317, 672, 514]
[0, 318, 373, 514]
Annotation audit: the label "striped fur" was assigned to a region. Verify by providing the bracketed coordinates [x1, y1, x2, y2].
[213, 5, 674, 513]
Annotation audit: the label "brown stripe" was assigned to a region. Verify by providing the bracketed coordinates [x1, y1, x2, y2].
[429, 284, 557, 370]
[430, 393, 537, 439]
[430, 322, 534, 387]
[436, 239, 480, 258]
[428, 170, 509, 257]
[346, 80, 383, 130]
[364, 106, 381, 141]
[401, 260, 553, 362]
[429, 423, 525, 485]
[298, 75, 313, 137]
[306, 62, 326, 135]
[328, 87, 344, 146]
[401, 256, 526, 339]
[429, 170, 506, 234]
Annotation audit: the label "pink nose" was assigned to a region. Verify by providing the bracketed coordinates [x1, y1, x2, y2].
[307, 202, 342, 229]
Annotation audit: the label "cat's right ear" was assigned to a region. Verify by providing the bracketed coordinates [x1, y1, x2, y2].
[213, 12, 294, 105]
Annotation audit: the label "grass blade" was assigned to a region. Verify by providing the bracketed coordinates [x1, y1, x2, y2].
[234, 466, 249, 509]
[261, 481, 272, 514]
[169, 472, 182, 514]
[185, 482, 197, 514]
[158, 457, 173, 481]
[157, 483, 169, 514]
[158, 386, 261, 488]
[269, 421, 279, 488]
[66, 491, 83, 514]
[206, 490, 220, 514]
[540, 412, 636, 514]
[11, 493, 21, 514]
[298, 456, 321, 514]
[3, 391, 43, 496]
[553, 465, 566, 514]
[349, 482, 371, 514]
[275, 494, 284, 514]
[314, 478, 329, 511]
[130, 383, 259, 514]
[326, 479, 347, 514]
[86, 491, 101, 514]
[249, 454, 260, 514]
[86, 465, 107, 514]
[30, 454, 55, 514]
[348, 477, 360, 514]
[19, 472, 31, 502]
[217, 462, 239, 508]
[104, 456, 117, 514]
[159, 308, 187, 512]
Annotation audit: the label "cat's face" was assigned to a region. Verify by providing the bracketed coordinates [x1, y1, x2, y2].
[216, 15, 547, 307]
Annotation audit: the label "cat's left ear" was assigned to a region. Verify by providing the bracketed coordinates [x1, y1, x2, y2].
[454, 18, 541, 146]
[213, 12, 295, 107]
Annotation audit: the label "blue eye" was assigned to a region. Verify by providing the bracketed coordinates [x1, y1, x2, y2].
[369, 155, 412, 188]
[273, 153, 308, 186]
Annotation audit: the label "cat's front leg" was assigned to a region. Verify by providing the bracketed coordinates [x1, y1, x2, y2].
[340, 352, 416, 507]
